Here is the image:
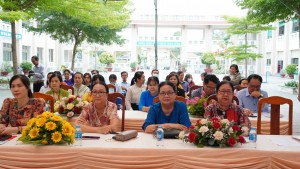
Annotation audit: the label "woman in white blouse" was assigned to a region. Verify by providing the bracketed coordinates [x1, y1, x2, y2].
[40, 72, 54, 93]
[74, 72, 90, 98]
[125, 71, 146, 110]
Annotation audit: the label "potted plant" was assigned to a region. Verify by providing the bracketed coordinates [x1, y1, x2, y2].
[130, 62, 137, 72]
[99, 52, 115, 72]
[20, 61, 33, 74]
[1, 62, 13, 76]
[280, 69, 286, 78]
[285, 64, 297, 79]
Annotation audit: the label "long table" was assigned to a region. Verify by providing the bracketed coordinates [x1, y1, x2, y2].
[0, 133, 300, 168]
[118, 110, 289, 134]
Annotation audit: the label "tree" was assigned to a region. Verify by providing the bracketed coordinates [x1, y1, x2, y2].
[235, 0, 300, 49]
[30, 7, 129, 70]
[99, 52, 115, 67]
[223, 16, 272, 77]
[201, 52, 216, 69]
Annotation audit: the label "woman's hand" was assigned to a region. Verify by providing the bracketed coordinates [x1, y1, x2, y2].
[163, 123, 187, 130]
[243, 108, 253, 116]
[0, 127, 16, 135]
[98, 126, 111, 134]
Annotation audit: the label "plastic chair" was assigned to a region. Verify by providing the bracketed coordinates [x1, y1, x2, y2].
[153, 96, 186, 104]
[33, 92, 55, 112]
[108, 93, 125, 131]
[257, 96, 293, 135]
[61, 84, 74, 95]
[207, 94, 239, 105]
[107, 84, 116, 93]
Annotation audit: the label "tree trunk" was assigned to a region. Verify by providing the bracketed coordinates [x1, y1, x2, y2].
[11, 21, 18, 75]
[71, 41, 78, 71]
[244, 32, 248, 77]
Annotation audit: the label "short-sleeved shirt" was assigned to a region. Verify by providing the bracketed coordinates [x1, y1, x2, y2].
[204, 103, 251, 129]
[46, 88, 70, 102]
[138, 90, 158, 111]
[0, 98, 45, 127]
[236, 88, 269, 113]
[77, 101, 119, 127]
[180, 81, 189, 93]
[142, 101, 191, 130]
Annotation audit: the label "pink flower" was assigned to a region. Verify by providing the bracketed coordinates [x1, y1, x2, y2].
[194, 97, 200, 101]
[67, 111, 74, 118]
[203, 101, 207, 108]
[201, 91, 206, 97]
[186, 100, 191, 105]
[191, 100, 197, 104]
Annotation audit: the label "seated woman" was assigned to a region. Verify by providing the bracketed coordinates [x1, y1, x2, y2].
[46, 73, 69, 102]
[125, 71, 146, 110]
[63, 69, 74, 86]
[73, 72, 90, 97]
[139, 76, 159, 112]
[204, 81, 251, 129]
[142, 81, 191, 134]
[82, 74, 106, 102]
[76, 82, 120, 134]
[40, 72, 54, 93]
[166, 73, 185, 98]
[0, 75, 45, 135]
[83, 73, 92, 89]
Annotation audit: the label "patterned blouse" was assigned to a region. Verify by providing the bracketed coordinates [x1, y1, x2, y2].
[0, 98, 45, 127]
[204, 103, 251, 129]
[77, 101, 119, 127]
[74, 85, 90, 98]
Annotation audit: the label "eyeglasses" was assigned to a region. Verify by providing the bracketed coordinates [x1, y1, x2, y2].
[159, 92, 175, 96]
[91, 91, 107, 96]
[205, 85, 216, 91]
[249, 85, 261, 89]
[218, 90, 233, 95]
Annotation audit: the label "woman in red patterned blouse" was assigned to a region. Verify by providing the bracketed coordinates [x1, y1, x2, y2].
[76, 82, 120, 134]
[204, 81, 251, 129]
[0, 75, 45, 135]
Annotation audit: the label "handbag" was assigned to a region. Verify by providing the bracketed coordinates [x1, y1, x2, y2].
[112, 130, 138, 141]
[163, 128, 181, 139]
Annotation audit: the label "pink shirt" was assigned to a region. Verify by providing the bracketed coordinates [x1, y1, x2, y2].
[77, 101, 119, 127]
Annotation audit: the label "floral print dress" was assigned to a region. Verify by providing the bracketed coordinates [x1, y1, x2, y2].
[0, 98, 45, 127]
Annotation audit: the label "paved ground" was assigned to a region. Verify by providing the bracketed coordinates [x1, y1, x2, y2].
[1, 71, 299, 134]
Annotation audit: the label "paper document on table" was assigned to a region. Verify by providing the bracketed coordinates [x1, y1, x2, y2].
[268, 136, 300, 146]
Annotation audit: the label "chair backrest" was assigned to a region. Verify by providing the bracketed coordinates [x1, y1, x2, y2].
[33, 92, 55, 112]
[61, 84, 74, 95]
[153, 96, 186, 104]
[190, 85, 202, 94]
[108, 93, 125, 131]
[234, 85, 247, 92]
[207, 94, 239, 105]
[107, 84, 116, 93]
[257, 96, 293, 135]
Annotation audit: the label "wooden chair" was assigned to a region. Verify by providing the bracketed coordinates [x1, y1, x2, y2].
[107, 84, 116, 93]
[33, 92, 55, 112]
[61, 84, 74, 95]
[257, 96, 293, 135]
[108, 93, 125, 131]
[153, 96, 186, 104]
[207, 94, 239, 105]
[189, 85, 202, 94]
[234, 85, 247, 92]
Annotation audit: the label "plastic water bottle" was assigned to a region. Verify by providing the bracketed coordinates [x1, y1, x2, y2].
[45, 102, 49, 112]
[74, 125, 82, 146]
[249, 127, 257, 148]
[156, 126, 164, 147]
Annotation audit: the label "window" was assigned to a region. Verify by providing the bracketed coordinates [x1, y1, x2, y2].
[22, 46, 30, 61]
[49, 49, 54, 62]
[64, 50, 73, 62]
[292, 18, 299, 32]
[266, 59, 271, 66]
[291, 58, 299, 65]
[267, 29, 272, 39]
[37, 47, 43, 63]
[278, 21, 285, 35]
[3, 43, 12, 61]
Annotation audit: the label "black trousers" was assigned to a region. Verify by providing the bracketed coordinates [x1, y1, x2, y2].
[131, 103, 139, 110]
[33, 81, 44, 92]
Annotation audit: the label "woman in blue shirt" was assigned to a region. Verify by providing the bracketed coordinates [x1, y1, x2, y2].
[139, 76, 159, 112]
[142, 81, 191, 133]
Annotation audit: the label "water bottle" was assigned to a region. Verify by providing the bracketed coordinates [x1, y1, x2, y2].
[248, 127, 257, 148]
[45, 101, 49, 112]
[156, 126, 164, 147]
[74, 125, 82, 146]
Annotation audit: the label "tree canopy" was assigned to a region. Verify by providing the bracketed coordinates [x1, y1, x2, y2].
[201, 52, 216, 69]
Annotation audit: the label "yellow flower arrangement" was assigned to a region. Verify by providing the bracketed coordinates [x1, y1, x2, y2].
[18, 112, 75, 145]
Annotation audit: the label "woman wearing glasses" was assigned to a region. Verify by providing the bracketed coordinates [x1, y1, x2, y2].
[204, 81, 251, 129]
[142, 81, 191, 134]
[75, 82, 120, 134]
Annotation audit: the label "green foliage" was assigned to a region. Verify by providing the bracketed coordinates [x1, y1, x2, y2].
[99, 52, 115, 66]
[285, 64, 297, 75]
[201, 52, 216, 66]
[130, 62, 137, 69]
[284, 81, 298, 88]
[20, 61, 32, 71]
[1, 62, 13, 72]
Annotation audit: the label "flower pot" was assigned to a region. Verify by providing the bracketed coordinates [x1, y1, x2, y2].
[288, 74, 294, 79]
[106, 67, 113, 72]
[280, 74, 285, 78]
[0, 71, 9, 76]
[131, 68, 136, 72]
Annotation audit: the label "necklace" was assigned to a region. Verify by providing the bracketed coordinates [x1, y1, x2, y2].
[52, 89, 61, 101]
